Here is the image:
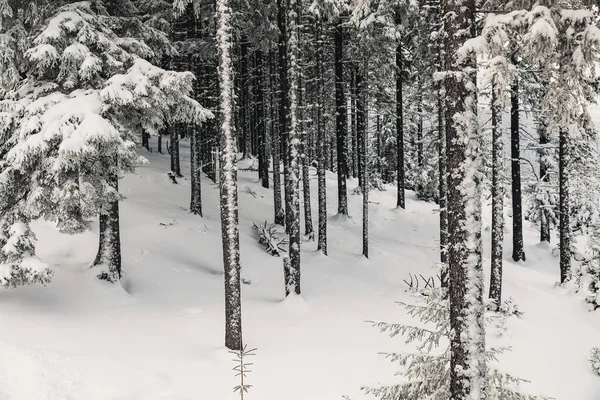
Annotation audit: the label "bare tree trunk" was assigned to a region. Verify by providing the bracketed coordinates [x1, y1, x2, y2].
[93, 170, 122, 283]
[190, 124, 203, 216]
[539, 117, 551, 243]
[489, 81, 504, 309]
[559, 127, 571, 283]
[396, 41, 405, 209]
[335, 17, 348, 216]
[445, 0, 487, 397]
[511, 55, 525, 262]
[216, 0, 243, 351]
[316, 18, 327, 255]
[357, 64, 368, 258]
[256, 50, 269, 189]
[270, 49, 285, 226]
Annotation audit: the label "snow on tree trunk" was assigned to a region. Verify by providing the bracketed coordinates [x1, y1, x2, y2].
[316, 17, 327, 255]
[357, 65, 368, 259]
[510, 55, 525, 262]
[286, 0, 301, 295]
[538, 118, 551, 243]
[93, 171, 122, 283]
[444, 0, 487, 398]
[437, 16, 448, 287]
[396, 42, 405, 210]
[559, 127, 571, 284]
[270, 49, 286, 226]
[335, 16, 348, 216]
[489, 80, 504, 309]
[216, 0, 243, 351]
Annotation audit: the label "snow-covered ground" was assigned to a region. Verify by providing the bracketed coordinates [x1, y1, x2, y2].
[1, 138, 599, 399]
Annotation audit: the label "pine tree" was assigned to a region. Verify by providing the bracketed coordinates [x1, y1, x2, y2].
[215, 0, 243, 350]
[444, 0, 487, 397]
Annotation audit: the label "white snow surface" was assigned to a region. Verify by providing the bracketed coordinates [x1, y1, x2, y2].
[1, 138, 600, 399]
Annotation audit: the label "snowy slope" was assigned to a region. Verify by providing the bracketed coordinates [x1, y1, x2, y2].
[0, 138, 599, 399]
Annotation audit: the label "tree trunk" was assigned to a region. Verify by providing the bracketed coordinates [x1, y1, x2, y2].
[299, 68, 314, 239]
[240, 38, 250, 158]
[190, 124, 203, 216]
[511, 56, 525, 262]
[559, 127, 571, 283]
[216, 0, 243, 351]
[539, 117, 551, 243]
[142, 129, 149, 150]
[93, 171, 122, 283]
[489, 81, 504, 309]
[396, 42, 405, 209]
[357, 65, 368, 258]
[255, 50, 269, 189]
[279, 0, 291, 231]
[335, 17, 348, 216]
[316, 18, 327, 255]
[285, 0, 301, 295]
[445, 0, 487, 397]
[350, 66, 358, 180]
[157, 133, 163, 154]
[270, 49, 285, 225]
[438, 75, 448, 287]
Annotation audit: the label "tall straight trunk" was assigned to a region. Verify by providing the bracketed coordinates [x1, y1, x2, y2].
[334, 17, 348, 216]
[316, 18, 327, 255]
[170, 126, 182, 177]
[270, 49, 285, 225]
[279, 0, 291, 231]
[299, 67, 314, 239]
[142, 130, 149, 150]
[158, 133, 163, 154]
[93, 170, 122, 283]
[438, 78, 448, 286]
[511, 56, 525, 261]
[240, 38, 250, 158]
[190, 124, 203, 216]
[489, 81, 504, 308]
[255, 50, 269, 189]
[396, 43, 405, 209]
[357, 65, 368, 258]
[559, 127, 571, 283]
[216, 0, 242, 351]
[285, 0, 301, 295]
[445, 0, 487, 397]
[350, 66, 358, 180]
[539, 117, 551, 242]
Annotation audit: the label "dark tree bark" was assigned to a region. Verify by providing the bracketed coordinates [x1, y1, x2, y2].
[438, 77, 448, 287]
[270, 49, 285, 225]
[334, 17, 348, 216]
[240, 37, 250, 158]
[255, 50, 269, 189]
[190, 124, 203, 216]
[285, 0, 301, 295]
[357, 65, 368, 258]
[142, 129, 150, 150]
[316, 18, 327, 255]
[489, 81, 504, 309]
[299, 68, 314, 239]
[93, 171, 122, 283]
[278, 0, 292, 231]
[510, 56, 525, 262]
[157, 133, 163, 154]
[350, 66, 358, 180]
[216, 0, 243, 351]
[559, 128, 571, 283]
[170, 126, 182, 177]
[539, 117, 551, 243]
[396, 42, 405, 209]
[445, 0, 487, 397]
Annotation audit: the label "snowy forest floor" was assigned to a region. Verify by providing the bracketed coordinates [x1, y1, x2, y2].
[1, 138, 600, 399]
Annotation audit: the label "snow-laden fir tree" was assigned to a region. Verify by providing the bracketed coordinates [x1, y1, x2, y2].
[363, 288, 548, 400]
[0, 1, 211, 285]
